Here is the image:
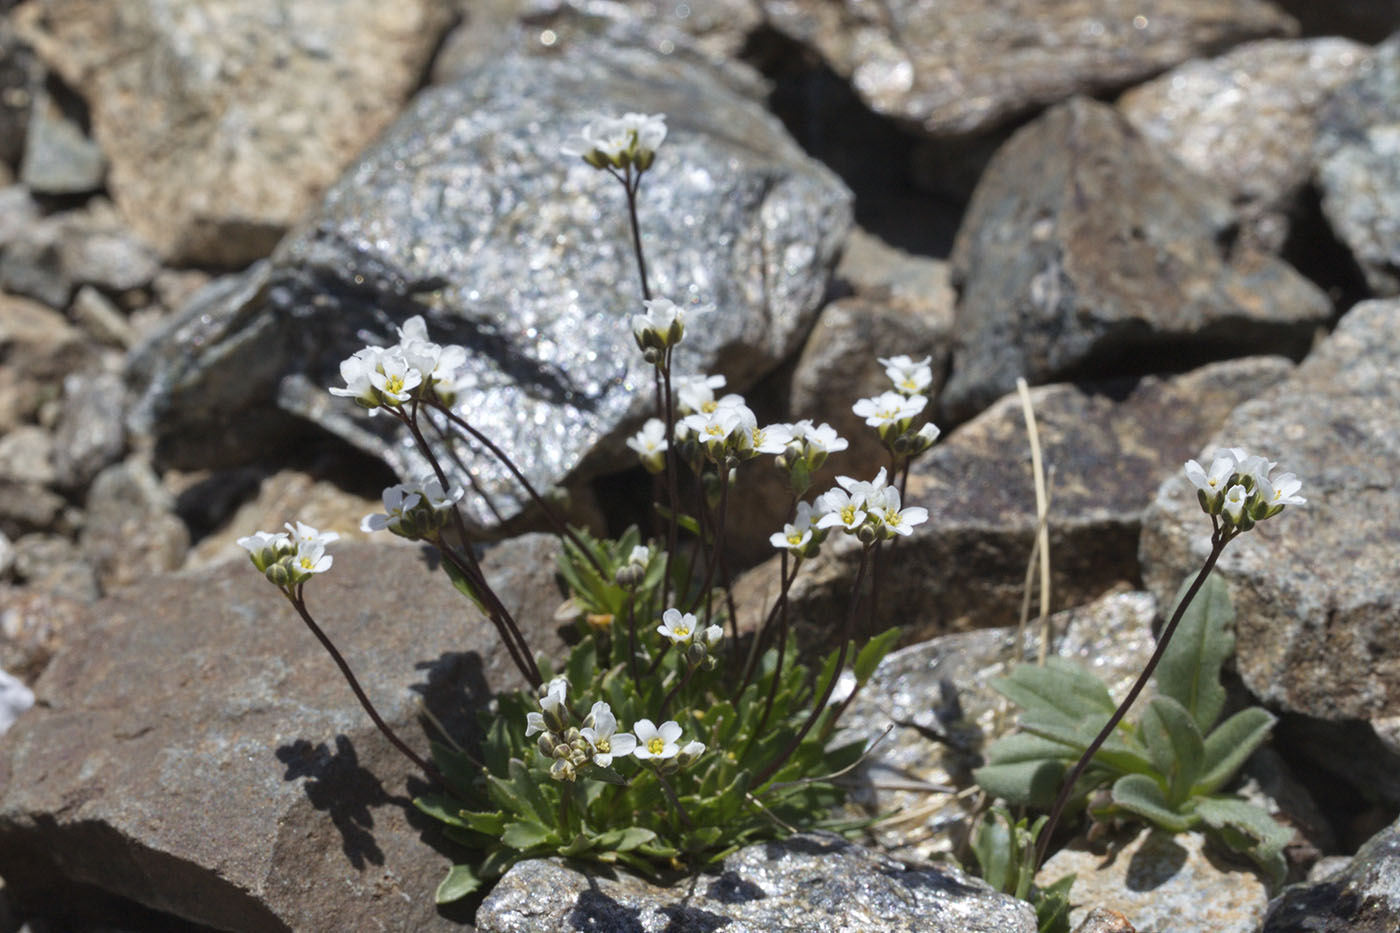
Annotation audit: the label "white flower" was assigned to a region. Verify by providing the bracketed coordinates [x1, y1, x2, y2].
[674, 374, 727, 416]
[414, 474, 464, 511]
[525, 711, 547, 737]
[869, 486, 928, 538]
[361, 484, 422, 534]
[285, 521, 340, 552]
[327, 347, 383, 410]
[542, 676, 569, 704]
[627, 418, 669, 473]
[632, 719, 683, 760]
[1259, 472, 1306, 508]
[290, 543, 333, 577]
[579, 701, 637, 767]
[566, 112, 668, 170]
[835, 467, 889, 509]
[676, 740, 706, 766]
[909, 421, 941, 454]
[703, 625, 723, 649]
[853, 391, 926, 429]
[628, 545, 650, 567]
[770, 500, 818, 554]
[796, 421, 849, 456]
[236, 530, 292, 571]
[816, 487, 867, 532]
[632, 298, 686, 352]
[1184, 454, 1236, 508]
[367, 348, 422, 406]
[680, 407, 746, 457]
[753, 422, 795, 455]
[657, 608, 699, 644]
[879, 355, 933, 395]
[1223, 484, 1249, 524]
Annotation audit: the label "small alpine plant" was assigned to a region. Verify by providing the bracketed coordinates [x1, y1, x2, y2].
[237, 111, 938, 902]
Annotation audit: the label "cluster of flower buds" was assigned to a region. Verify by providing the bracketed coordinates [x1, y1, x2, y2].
[614, 545, 653, 588]
[360, 475, 465, 540]
[656, 608, 724, 669]
[1185, 447, 1305, 532]
[524, 678, 703, 781]
[237, 522, 339, 589]
[328, 315, 467, 414]
[565, 112, 668, 172]
[631, 298, 689, 361]
[812, 467, 929, 545]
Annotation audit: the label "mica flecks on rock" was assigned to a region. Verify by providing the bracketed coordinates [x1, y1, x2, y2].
[476, 833, 1037, 933]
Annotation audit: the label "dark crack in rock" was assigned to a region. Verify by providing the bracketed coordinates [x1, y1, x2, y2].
[1263, 816, 1400, 933]
[129, 20, 851, 529]
[477, 832, 1036, 932]
[942, 97, 1329, 420]
[760, 0, 1296, 138]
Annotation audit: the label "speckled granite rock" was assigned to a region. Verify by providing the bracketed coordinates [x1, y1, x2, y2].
[80, 459, 188, 592]
[759, 0, 1295, 138]
[1119, 38, 1368, 250]
[19, 89, 105, 195]
[1140, 300, 1400, 723]
[1073, 908, 1137, 933]
[477, 833, 1037, 932]
[1263, 816, 1400, 932]
[15, 0, 455, 266]
[50, 369, 127, 491]
[129, 20, 851, 529]
[0, 540, 569, 930]
[942, 97, 1328, 420]
[737, 356, 1292, 644]
[1314, 34, 1400, 296]
[1039, 828, 1269, 932]
[839, 591, 1156, 862]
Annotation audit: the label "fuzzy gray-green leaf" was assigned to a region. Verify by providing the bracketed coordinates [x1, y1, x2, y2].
[1194, 796, 1291, 885]
[1196, 707, 1276, 796]
[435, 864, 483, 904]
[1140, 695, 1205, 806]
[1110, 774, 1193, 832]
[1156, 574, 1234, 732]
[991, 657, 1117, 722]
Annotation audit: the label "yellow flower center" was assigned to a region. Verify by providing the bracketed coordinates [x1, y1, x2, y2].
[674, 624, 691, 638]
[701, 401, 717, 413]
[841, 505, 857, 524]
[298, 556, 315, 570]
[787, 532, 804, 546]
[595, 738, 611, 754]
[648, 737, 666, 755]
[384, 375, 405, 394]
[705, 425, 724, 437]
[885, 509, 901, 525]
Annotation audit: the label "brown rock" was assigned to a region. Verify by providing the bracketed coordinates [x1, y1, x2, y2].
[16, 0, 455, 266]
[1073, 908, 1137, 933]
[80, 460, 188, 592]
[0, 539, 569, 930]
[0, 584, 84, 683]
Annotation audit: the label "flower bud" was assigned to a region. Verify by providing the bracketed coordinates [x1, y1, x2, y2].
[686, 642, 708, 667]
[857, 524, 879, 545]
[265, 561, 293, 587]
[676, 740, 706, 767]
[538, 733, 558, 757]
[550, 758, 577, 782]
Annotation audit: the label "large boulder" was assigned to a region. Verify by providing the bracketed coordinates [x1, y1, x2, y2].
[0, 539, 569, 930]
[1140, 299, 1400, 724]
[942, 97, 1329, 420]
[760, 0, 1295, 138]
[1119, 38, 1369, 251]
[1314, 34, 1400, 297]
[737, 357, 1292, 646]
[128, 16, 852, 529]
[14, 0, 455, 266]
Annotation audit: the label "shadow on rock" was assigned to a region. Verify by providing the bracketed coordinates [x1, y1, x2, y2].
[568, 884, 646, 933]
[410, 649, 495, 753]
[1124, 831, 1189, 892]
[275, 735, 410, 870]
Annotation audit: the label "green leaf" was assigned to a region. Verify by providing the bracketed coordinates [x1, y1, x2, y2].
[991, 658, 1117, 722]
[1017, 713, 1154, 776]
[1110, 774, 1193, 832]
[853, 627, 901, 684]
[1156, 574, 1234, 732]
[973, 758, 1066, 809]
[1194, 796, 1291, 886]
[508, 758, 551, 825]
[435, 864, 483, 904]
[1196, 707, 1276, 796]
[1033, 875, 1075, 933]
[442, 557, 488, 614]
[653, 503, 702, 536]
[594, 827, 657, 852]
[558, 833, 596, 856]
[501, 820, 555, 850]
[413, 794, 469, 828]
[1140, 696, 1205, 806]
[971, 812, 1015, 893]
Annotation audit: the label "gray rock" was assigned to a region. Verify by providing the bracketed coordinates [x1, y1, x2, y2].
[737, 357, 1293, 646]
[16, 0, 455, 267]
[49, 369, 127, 491]
[0, 530, 12, 579]
[58, 222, 159, 294]
[943, 97, 1329, 420]
[477, 833, 1037, 932]
[0, 539, 568, 930]
[760, 0, 1296, 139]
[1118, 38, 1369, 251]
[1262, 816, 1400, 932]
[1037, 828, 1270, 933]
[1073, 909, 1137, 933]
[69, 285, 136, 348]
[18, 90, 105, 196]
[130, 28, 851, 529]
[0, 294, 95, 385]
[0, 668, 34, 735]
[1315, 34, 1400, 296]
[0, 425, 55, 487]
[0, 483, 66, 541]
[839, 591, 1157, 863]
[9, 533, 99, 602]
[0, 187, 39, 252]
[0, 221, 70, 309]
[0, 584, 84, 682]
[80, 459, 187, 592]
[1139, 299, 1400, 723]
[0, 23, 41, 168]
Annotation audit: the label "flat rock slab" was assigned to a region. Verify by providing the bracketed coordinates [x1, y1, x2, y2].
[943, 97, 1328, 420]
[128, 19, 850, 529]
[476, 833, 1036, 932]
[1038, 828, 1269, 933]
[1263, 816, 1400, 932]
[1140, 299, 1400, 722]
[1118, 38, 1368, 250]
[1315, 34, 1400, 296]
[739, 356, 1291, 644]
[760, 0, 1295, 138]
[15, 0, 455, 266]
[0, 540, 568, 930]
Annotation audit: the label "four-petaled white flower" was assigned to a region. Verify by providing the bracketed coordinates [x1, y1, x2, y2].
[328, 348, 383, 410]
[627, 418, 669, 472]
[361, 484, 422, 534]
[674, 374, 727, 416]
[770, 500, 818, 554]
[752, 422, 794, 456]
[566, 112, 668, 170]
[580, 701, 638, 767]
[286, 521, 340, 552]
[657, 608, 699, 644]
[1223, 484, 1249, 524]
[236, 530, 292, 571]
[1185, 454, 1237, 506]
[868, 486, 928, 538]
[632, 719, 683, 760]
[852, 391, 926, 429]
[1259, 472, 1306, 508]
[368, 349, 422, 406]
[815, 487, 867, 532]
[879, 355, 933, 395]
